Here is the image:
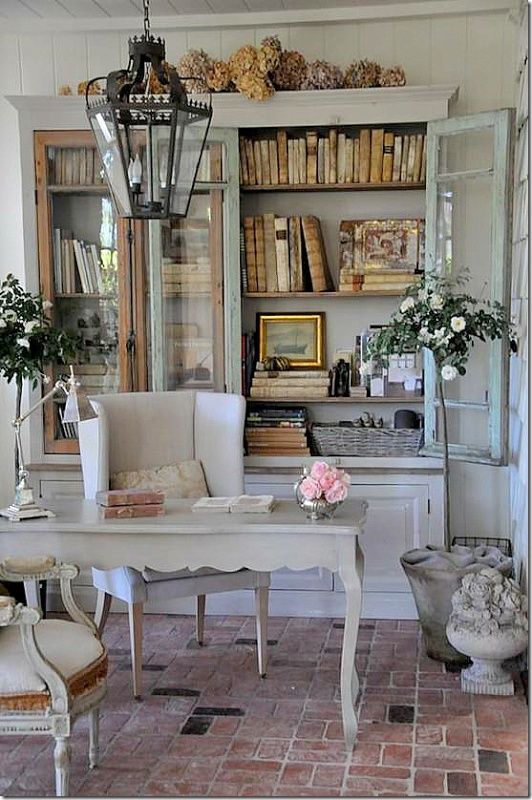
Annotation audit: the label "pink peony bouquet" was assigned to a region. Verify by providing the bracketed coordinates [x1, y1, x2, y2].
[299, 461, 350, 505]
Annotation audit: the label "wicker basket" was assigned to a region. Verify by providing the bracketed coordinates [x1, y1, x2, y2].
[310, 423, 423, 457]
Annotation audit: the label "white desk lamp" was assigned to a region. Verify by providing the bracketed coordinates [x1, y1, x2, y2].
[1, 366, 97, 522]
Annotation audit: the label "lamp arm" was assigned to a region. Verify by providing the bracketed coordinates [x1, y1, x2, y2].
[13, 380, 68, 429]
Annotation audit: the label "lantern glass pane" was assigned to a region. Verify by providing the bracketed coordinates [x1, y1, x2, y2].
[89, 107, 132, 216]
[169, 109, 211, 217]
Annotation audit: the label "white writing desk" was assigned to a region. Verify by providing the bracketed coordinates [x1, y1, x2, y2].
[0, 498, 366, 748]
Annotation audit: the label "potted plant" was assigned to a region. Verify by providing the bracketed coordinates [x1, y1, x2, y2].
[0, 274, 77, 482]
[368, 272, 515, 663]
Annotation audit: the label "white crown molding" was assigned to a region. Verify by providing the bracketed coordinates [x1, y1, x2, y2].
[7, 85, 459, 127]
[1, 0, 519, 33]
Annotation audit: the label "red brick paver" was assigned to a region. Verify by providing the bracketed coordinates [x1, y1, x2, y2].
[1, 613, 527, 797]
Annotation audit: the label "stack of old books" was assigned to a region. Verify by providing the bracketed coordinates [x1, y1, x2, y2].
[162, 259, 211, 297]
[249, 370, 330, 400]
[96, 488, 166, 518]
[245, 405, 310, 456]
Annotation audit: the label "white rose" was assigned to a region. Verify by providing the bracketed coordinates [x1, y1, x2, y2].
[16, 337, 30, 349]
[418, 288, 428, 301]
[430, 294, 444, 310]
[451, 316, 466, 332]
[24, 319, 40, 334]
[0, 319, 6, 329]
[400, 296, 415, 313]
[4, 310, 17, 322]
[418, 326, 432, 343]
[42, 300, 53, 310]
[441, 364, 458, 381]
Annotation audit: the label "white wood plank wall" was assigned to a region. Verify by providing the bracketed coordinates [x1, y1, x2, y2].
[509, 1, 528, 589]
[0, 3, 521, 546]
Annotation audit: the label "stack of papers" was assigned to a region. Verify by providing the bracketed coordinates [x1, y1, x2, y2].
[192, 495, 276, 513]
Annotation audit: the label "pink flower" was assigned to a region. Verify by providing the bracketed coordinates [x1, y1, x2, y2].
[319, 471, 336, 491]
[325, 480, 348, 504]
[299, 476, 320, 500]
[310, 461, 329, 480]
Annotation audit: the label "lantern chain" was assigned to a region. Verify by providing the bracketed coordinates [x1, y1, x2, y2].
[143, 0, 150, 38]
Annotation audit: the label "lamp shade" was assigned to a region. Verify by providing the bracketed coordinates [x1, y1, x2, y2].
[62, 372, 98, 424]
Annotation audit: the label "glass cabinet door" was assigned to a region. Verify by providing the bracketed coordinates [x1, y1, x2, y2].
[144, 129, 239, 393]
[35, 132, 124, 454]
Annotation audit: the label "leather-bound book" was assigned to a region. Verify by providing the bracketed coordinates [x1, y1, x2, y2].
[245, 139, 256, 185]
[337, 133, 346, 184]
[369, 128, 384, 183]
[329, 128, 337, 183]
[260, 139, 271, 185]
[420, 134, 427, 182]
[324, 140, 330, 184]
[269, 139, 279, 184]
[381, 131, 394, 182]
[306, 131, 318, 184]
[274, 217, 290, 292]
[277, 130, 289, 184]
[253, 140, 263, 185]
[101, 504, 166, 519]
[299, 137, 307, 183]
[413, 133, 424, 182]
[406, 135, 417, 181]
[96, 488, 165, 506]
[287, 139, 295, 185]
[254, 215, 267, 292]
[392, 136, 402, 182]
[288, 216, 304, 291]
[359, 129, 371, 182]
[263, 213, 278, 292]
[302, 216, 332, 292]
[400, 135, 409, 182]
[353, 137, 360, 183]
[239, 137, 249, 185]
[243, 216, 258, 292]
[317, 138, 325, 183]
[344, 137, 354, 183]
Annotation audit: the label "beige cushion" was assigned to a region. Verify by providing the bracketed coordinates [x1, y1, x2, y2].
[0, 620, 105, 696]
[110, 460, 208, 499]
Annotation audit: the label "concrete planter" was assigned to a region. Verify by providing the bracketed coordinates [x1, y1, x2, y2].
[401, 545, 513, 664]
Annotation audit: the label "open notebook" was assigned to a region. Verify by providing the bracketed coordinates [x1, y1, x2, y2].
[191, 495, 276, 513]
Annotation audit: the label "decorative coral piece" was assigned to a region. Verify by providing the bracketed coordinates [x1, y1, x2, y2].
[258, 35, 282, 73]
[379, 65, 407, 87]
[344, 59, 382, 88]
[58, 84, 72, 96]
[271, 49, 307, 91]
[207, 60, 233, 92]
[301, 60, 343, 91]
[77, 79, 103, 95]
[177, 49, 213, 93]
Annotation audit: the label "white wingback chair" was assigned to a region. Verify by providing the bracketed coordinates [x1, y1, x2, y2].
[78, 390, 270, 698]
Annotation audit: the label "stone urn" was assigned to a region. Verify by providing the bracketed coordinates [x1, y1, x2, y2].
[446, 568, 528, 694]
[401, 545, 513, 664]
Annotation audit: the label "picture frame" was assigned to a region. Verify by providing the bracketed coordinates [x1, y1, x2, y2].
[339, 218, 425, 274]
[257, 312, 325, 369]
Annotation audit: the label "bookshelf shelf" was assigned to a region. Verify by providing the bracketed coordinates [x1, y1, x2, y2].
[48, 185, 108, 194]
[55, 293, 112, 299]
[247, 396, 424, 404]
[241, 181, 425, 193]
[244, 290, 407, 298]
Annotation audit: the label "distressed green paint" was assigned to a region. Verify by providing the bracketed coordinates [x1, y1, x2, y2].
[423, 109, 514, 466]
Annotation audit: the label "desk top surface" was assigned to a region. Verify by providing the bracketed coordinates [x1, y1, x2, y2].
[0, 498, 366, 537]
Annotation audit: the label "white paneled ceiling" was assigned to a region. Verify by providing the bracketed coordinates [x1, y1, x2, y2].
[0, 0, 371, 16]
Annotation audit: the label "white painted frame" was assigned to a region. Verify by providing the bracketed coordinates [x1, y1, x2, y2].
[423, 109, 515, 465]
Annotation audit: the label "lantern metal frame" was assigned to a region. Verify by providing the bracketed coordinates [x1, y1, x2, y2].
[85, 2, 212, 220]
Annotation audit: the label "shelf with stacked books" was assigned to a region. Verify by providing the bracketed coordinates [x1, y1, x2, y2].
[241, 182, 425, 193]
[247, 396, 424, 404]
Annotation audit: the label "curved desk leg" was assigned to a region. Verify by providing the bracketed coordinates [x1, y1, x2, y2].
[338, 535, 364, 750]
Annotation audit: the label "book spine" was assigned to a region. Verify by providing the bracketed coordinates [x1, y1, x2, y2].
[353, 138, 360, 183]
[337, 133, 346, 184]
[277, 130, 288, 185]
[72, 240, 89, 293]
[359, 129, 371, 182]
[53, 228, 62, 293]
[288, 216, 303, 292]
[406, 135, 416, 181]
[420, 134, 427, 183]
[301, 216, 330, 292]
[293, 138, 300, 184]
[369, 128, 384, 183]
[260, 139, 271, 185]
[254, 216, 267, 292]
[243, 216, 258, 293]
[344, 137, 354, 183]
[250, 386, 329, 398]
[274, 217, 290, 292]
[239, 137, 249, 185]
[287, 139, 295, 185]
[79, 147, 86, 185]
[306, 131, 318, 185]
[317, 138, 325, 184]
[263, 213, 278, 292]
[252, 378, 330, 387]
[245, 139, 256, 185]
[382, 131, 394, 182]
[328, 128, 337, 183]
[400, 135, 409, 182]
[324, 140, 330, 185]
[253, 140, 263, 185]
[392, 136, 402, 182]
[413, 133, 424, 182]
[299, 137, 307, 183]
[268, 139, 279, 185]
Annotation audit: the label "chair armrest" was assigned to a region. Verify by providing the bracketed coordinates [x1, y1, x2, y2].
[0, 557, 98, 636]
[0, 598, 70, 714]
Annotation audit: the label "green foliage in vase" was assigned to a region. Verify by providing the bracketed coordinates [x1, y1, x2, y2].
[0, 274, 78, 388]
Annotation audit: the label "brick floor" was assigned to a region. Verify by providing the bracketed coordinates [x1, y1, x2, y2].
[1, 614, 528, 797]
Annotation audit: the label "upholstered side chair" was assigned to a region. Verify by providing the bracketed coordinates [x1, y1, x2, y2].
[0, 556, 107, 798]
[78, 390, 270, 698]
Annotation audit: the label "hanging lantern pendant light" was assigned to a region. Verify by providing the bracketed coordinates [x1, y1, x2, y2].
[85, 0, 212, 219]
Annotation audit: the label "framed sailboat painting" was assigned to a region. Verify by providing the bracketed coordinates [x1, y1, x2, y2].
[257, 312, 325, 369]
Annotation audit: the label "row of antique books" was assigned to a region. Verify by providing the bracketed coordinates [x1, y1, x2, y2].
[338, 272, 423, 293]
[49, 147, 104, 187]
[245, 405, 310, 456]
[249, 369, 330, 400]
[243, 214, 332, 294]
[239, 130, 427, 187]
[161, 259, 212, 296]
[53, 228, 103, 294]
